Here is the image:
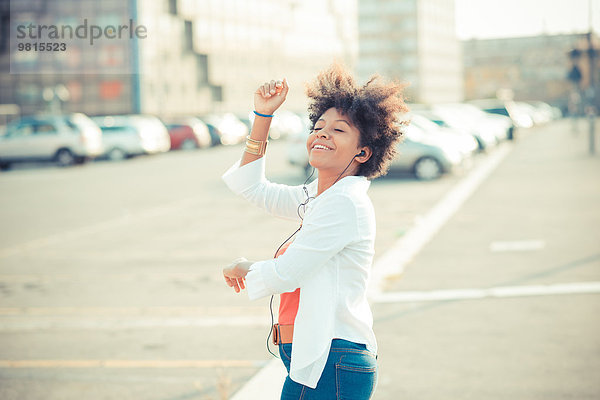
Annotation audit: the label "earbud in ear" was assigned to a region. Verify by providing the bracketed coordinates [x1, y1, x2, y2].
[356, 150, 366, 157]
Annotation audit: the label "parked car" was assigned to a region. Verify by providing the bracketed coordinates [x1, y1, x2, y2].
[432, 103, 511, 144]
[203, 121, 223, 146]
[287, 117, 464, 180]
[165, 118, 211, 150]
[92, 116, 146, 161]
[528, 101, 562, 120]
[0, 113, 103, 169]
[390, 123, 466, 180]
[237, 117, 253, 140]
[131, 115, 171, 153]
[514, 101, 552, 125]
[411, 107, 497, 151]
[93, 115, 171, 157]
[437, 103, 512, 142]
[202, 113, 248, 145]
[467, 99, 534, 129]
[248, 110, 306, 140]
[408, 113, 479, 158]
[287, 115, 315, 176]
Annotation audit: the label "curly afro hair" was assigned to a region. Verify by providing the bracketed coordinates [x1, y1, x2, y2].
[305, 62, 409, 179]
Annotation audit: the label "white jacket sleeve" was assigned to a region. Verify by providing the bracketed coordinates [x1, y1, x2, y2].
[221, 157, 315, 222]
[245, 193, 358, 300]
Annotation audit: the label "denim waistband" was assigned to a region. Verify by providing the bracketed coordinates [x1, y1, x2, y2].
[330, 338, 368, 350]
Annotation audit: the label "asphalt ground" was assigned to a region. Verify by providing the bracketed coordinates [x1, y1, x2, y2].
[0, 118, 597, 399]
[371, 118, 600, 399]
[0, 131, 477, 400]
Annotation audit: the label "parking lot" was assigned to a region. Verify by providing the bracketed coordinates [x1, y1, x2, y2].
[0, 132, 485, 399]
[0, 119, 598, 399]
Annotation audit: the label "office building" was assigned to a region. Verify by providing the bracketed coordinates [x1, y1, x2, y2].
[462, 33, 599, 110]
[0, 0, 358, 119]
[358, 0, 463, 104]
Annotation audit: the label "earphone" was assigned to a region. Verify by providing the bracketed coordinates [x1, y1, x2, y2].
[264, 148, 367, 358]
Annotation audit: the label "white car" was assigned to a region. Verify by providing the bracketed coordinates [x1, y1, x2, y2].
[467, 99, 534, 130]
[435, 103, 512, 142]
[92, 116, 145, 161]
[413, 107, 498, 151]
[0, 113, 103, 169]
[408, 113, 478, 158]
[127, 115, 171, 154]
[93, 115, 171, 157]
[203, 113, 248, 145]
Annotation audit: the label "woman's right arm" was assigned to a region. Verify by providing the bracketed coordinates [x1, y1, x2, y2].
[240, 79, 289, 167]
[222, 78, 311, 221]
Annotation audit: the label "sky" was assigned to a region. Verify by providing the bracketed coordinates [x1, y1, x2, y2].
[455, 0, 600, 39]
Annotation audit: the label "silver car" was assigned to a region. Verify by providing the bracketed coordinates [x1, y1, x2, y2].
[390, 124, 465, 180]
[0, 113, 103, 169]
[287, 121, 464, 180]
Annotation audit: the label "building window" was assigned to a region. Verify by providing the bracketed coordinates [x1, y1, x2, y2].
[211, 85, 222, 102]
[168, 0, 177, 15]
[184, 20, 194, 51]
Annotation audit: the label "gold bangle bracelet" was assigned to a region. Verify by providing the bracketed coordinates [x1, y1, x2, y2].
[245, 136, 268, 156]
[246, 136, 267, 146]
[245, 145, 267, 156]
[244, 147, 260, 156]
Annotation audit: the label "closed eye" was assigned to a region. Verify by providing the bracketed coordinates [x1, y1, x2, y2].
[312, 127, 343, 132]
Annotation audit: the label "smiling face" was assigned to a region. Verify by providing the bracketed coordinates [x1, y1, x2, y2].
[306, 107, 369, 178]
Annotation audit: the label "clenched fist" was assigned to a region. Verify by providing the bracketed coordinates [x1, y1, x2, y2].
[254, 78, 289, 116]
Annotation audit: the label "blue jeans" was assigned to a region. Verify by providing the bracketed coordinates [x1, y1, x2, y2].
[279, 339, 378, 400]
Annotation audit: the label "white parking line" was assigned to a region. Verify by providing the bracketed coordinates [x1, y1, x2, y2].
[368, 143, 513, 299]
[372, 281, 600, 303]
[2, 282, 596, 333]
[230, 359, 287, 400]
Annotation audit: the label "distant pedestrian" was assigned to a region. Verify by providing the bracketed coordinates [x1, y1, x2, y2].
[222, 63, 408, 399]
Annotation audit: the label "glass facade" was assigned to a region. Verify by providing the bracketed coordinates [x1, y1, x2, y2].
[1, 0, 137, 116]
[0, 0, 358, 119]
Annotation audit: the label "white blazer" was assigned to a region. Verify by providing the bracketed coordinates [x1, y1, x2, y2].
[222, 157, 377, 389]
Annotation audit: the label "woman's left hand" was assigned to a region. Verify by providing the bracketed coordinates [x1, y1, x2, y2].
[223, 257, 253, 293]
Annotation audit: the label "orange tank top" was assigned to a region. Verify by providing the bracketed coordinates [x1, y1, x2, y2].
[275, 241, 300, 325]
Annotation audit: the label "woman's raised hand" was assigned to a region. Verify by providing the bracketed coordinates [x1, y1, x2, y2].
[254, 78, 289, 115]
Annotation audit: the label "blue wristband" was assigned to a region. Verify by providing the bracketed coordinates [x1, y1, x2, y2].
[254, 110, 274, 118]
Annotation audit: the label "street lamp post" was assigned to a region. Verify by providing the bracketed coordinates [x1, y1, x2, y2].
[585, 30, 597, 155]
[585, 0, 597, 155]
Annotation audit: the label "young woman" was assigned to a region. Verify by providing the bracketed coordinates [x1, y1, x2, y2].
[222, 63, 408, 399]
